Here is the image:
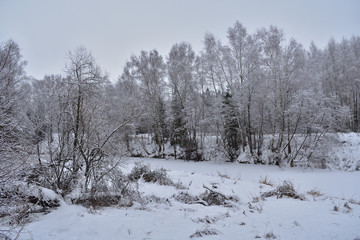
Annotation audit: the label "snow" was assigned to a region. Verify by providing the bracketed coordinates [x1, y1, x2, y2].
[8, 157, 360, 240]
[330, 132, 360, 171]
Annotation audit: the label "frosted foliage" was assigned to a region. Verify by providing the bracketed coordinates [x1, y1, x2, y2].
[1, 21, 360, 240]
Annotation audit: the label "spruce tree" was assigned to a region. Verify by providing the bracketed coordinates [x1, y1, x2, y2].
[222, 91, 241, 162]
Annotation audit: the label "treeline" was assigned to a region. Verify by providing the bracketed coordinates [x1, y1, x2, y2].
[1, 22, 360, 194]
[115, 22, 359, 164]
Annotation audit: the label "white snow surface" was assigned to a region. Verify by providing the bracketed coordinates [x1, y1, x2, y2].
[329, 132, 360, 171]
[9, 157, 360, 240]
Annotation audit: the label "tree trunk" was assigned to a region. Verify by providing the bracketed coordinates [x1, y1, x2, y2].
[73, 93, 82, 173]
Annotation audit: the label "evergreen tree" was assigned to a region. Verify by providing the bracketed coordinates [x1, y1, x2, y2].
[170, 94, 187, 147]
[221, 91, 241, 162]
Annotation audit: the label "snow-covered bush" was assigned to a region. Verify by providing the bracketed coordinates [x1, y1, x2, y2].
[261, 180, 306, 201]
[199, 189, 231, 206]
[128, 162, 182, 188]
[174, 186, 238, 207]
[0, 182, 60, 225]
[190, 226, 221, 238]
[69, 166, 139, 208]
[174, 191, 198, 204]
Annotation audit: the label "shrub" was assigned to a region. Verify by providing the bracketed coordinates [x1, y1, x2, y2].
[72, 168, 138, 208]
[174, 186, 238, 207]
[174, 192, 198, 204]
[26, 163, 77, 197]
[261, 181, 306, 201]
[259, 176, 274, 187]
[190, 227, 221, 238]
[264, 231, 277, 239]
[128, 163, 151, 181]
[128, 163, 186, 189]
[306, 188, 323, 197]
[349, 199, 360, 205]
[217, 171, 231, 179]
[1, 183, 60, 225]
[200, 190, 228, 206]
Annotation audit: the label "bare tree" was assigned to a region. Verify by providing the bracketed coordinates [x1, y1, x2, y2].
[122, 50, 168, 155]
[0, 39, 27, 184]
[167, 42, 201, 159]
[227, 22, 263, 157]
[64, 46, 109, 173]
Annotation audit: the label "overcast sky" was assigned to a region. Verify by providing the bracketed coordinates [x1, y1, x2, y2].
[1, 0, 359, 81]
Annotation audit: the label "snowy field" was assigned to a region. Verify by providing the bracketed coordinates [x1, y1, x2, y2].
[10, 157, 360, 240]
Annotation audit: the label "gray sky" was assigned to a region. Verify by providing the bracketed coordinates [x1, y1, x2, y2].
[1, 0, 359, 81]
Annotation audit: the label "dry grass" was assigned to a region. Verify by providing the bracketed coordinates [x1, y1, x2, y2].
[259, 176, 274, 187]
[264, 231, 277, 239]
[349, 198, 360, 205]
[190, 227, 220, 238]
[248, 202, 263, 213]
[192, 212, 230, 224]
[217, 171, 231, 179]
[261, 181, 306, 201]
[252, 196, 260, 203]
[306, 188, 324, 197]
[128, 163, 186, 189]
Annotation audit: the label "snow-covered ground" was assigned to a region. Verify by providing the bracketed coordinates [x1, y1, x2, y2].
[330, 132, 360, 171]
[10, 157, 360, 240]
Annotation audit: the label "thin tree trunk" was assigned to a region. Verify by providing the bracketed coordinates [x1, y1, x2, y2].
[73, 93, 81, 172]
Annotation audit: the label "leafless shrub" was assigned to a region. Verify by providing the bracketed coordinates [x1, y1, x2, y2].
[128, 163, 152, 181]
[1, 183, 60, 225]
[179, 208, 196, 213]
[264, 231, 277, 239]
[248, 202, 263, 213]
[72, 168, 139, 208]
[174, 187, 238, 207]
[190, 227, 221, 238]
[306, 188, 323, 197]
[192, 212, 230, 224]
[0, 227, 28, 240]
[128, 163, 186, 189]
[259, 176, 274, 187]
[9, 205, 33, 226]
[261, 181, 306, 201]
[174, 192, 198, 204]
[0, 231, 12, 240]
[349, 199, 360, 205]
[25, 163, 77, 197]
[344, 202, 352, 213]
[144, 195, 170, 205]
[200, 185, 239, 207]
[200, 190, 228, 206]
[192, 216, 218, 224]
[217, 171, 231, 179]
[252, 196, 260, 203]
[74, 195, 123, 208]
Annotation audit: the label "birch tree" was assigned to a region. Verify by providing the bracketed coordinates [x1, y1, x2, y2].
[0, 39, 27, 184]
[122, 50, 168, 155]
[167, 42, 200, 159]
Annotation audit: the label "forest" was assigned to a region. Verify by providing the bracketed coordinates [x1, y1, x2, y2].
[1, 21, 360, 226]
